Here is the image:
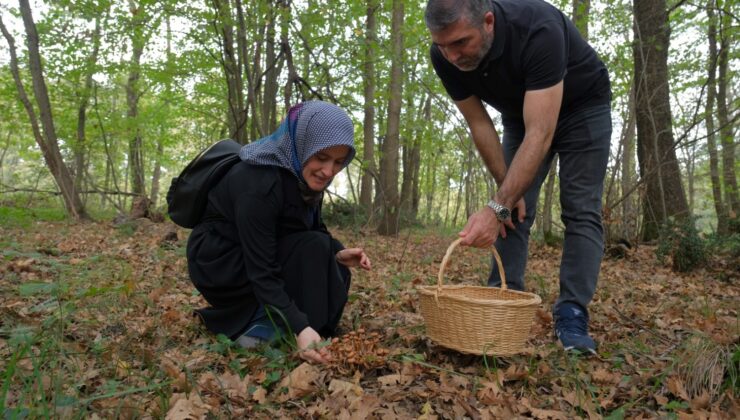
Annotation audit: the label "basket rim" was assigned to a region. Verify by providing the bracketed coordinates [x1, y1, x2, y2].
[416, 284, 542, 306]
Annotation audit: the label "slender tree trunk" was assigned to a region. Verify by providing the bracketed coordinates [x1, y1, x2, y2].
[126, 0, 146, 200]
[75, 16, 101, 197]
[377, 0, 403, 235]
[705, 1, 726, 234]
[426, 149, 438, 222]
[1, 6, 88, 220]
[633, 0, 690, 240]
[572, 0, 590, 39]
[400, 94, 424, 221]
[716, 7, 738, 230]
[213, 0, 246, 143]
[262, 4, 280, 134]
[621, 82, 637, 240]
[411, 96, 430, 219]
[360, 0, 378, 210]
[542, 157, 558, 240]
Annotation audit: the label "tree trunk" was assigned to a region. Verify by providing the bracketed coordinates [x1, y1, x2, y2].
[716, 6, 738, 230]
[571, 0, 590, 38]
[262, 4, 280, 134]
[620, 82, 638, 240]
[705, 1, 727, 234]
[126, 0, 146, 200]
[411, 96, 430, 219]
[213, 0, 247, 144]
[425, 148, 438, 223]
[359, 0, 378, 210]
[400, 94, 424, 222]
[542, 157, 558, 240]
[633, 0, 690, 240]
[377, 0, 403, 236]
[2, 5, 88, 220]
[75, 16, 101, 197]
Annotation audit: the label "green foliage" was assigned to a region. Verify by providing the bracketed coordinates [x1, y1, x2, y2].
[656, 217, 707, 272]
[322, 200, 369, 228]
[0, 205, 67, 228]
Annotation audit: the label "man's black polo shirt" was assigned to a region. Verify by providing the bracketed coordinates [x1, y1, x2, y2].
[430, 0, 610, 125]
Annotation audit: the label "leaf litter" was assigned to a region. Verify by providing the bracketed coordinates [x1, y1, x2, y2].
[0, 219, 737, 418]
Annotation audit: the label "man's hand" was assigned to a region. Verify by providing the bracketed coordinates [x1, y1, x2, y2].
[459, 207, 503, 248]
[459, 198, 526, 248]
[336, 248, 372, 270]
[502, 197, 526, 230]
[296, 327, 332, 364]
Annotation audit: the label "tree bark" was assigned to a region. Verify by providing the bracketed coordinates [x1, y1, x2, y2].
[2, 4, 88, 220]
[542, 157, 558, 240]
[262, 4, 280, 134]
[359, 0, 378, 210]
[620, 82, 638, 240]
[377, 0, 403, 236]
[716, 4, 738, 230]
[411, 96, 430, 219]
[400, 94, 424, 222]
[212, 0, 247, 143]
[571, 0, 590, 39]
[633, 0, 690, 240]
[704, 0, 726, 234]
[126, 0, 147, 199]
[75, 16, 101, 196]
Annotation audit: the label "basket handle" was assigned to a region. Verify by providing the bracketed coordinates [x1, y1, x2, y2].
[437, 238, 507, 291]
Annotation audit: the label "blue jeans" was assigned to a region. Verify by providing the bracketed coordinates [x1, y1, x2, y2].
[488, 104, 612, 313]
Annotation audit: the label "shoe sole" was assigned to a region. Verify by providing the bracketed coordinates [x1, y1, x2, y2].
[562, 345, 597, 355]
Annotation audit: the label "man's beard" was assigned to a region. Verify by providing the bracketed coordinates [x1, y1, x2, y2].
[453, 29, 494, 72]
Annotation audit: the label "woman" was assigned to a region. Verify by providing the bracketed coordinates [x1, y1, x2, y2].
[187, 101, 371, 364]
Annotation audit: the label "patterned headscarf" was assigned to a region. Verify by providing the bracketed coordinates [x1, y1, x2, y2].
[239, 101, 356, 187]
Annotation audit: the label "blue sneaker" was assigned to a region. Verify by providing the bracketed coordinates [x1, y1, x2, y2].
[554, 302, 597, 354]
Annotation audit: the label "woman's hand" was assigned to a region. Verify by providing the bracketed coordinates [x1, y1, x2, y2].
[296, 327, 332, 364]
[335, 248, 372, 270]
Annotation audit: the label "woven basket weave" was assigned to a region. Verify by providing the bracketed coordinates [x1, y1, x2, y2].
[417, 238, 542, 356]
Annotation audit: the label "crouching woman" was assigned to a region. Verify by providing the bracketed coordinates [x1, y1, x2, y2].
[186, 101, 371, 364]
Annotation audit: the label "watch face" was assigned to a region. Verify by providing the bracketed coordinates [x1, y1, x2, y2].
[498, 207, 511, 220]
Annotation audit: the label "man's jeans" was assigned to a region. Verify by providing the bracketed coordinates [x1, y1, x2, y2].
[487, 104, 612, 313]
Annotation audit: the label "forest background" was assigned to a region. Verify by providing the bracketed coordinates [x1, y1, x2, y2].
[0, 0, 738, 418]
[0, 0, 737, 245]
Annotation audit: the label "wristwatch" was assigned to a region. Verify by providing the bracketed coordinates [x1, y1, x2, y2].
[486, 199, 511, 221]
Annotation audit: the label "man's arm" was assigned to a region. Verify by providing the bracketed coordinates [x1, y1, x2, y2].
[494, 81, 563, 210]
[455, 82, 563, 248]
[455, 96, 507, 185]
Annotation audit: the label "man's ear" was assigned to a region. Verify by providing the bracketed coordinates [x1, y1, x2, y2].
[484, 11, 494, 33]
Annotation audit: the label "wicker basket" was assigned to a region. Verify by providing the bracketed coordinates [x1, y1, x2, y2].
[417, 238, 542, 356]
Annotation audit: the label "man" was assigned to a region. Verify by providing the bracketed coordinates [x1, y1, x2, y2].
[425, 0, 612, 354]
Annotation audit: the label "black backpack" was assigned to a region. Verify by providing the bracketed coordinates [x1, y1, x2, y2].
[166, 139, 242, 228]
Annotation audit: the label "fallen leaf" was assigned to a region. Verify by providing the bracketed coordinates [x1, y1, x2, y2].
[166, 393, 210, 420]
[667, 376, 690, 401]
[274, 362, 320, 403]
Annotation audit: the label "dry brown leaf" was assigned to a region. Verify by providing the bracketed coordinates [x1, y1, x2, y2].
[592, 368, 620, 385]
[476, 380, 501, 405]
[218, 371, 251, 402]
[377, 373, 401, 387]
[252, 387, 267, 404]
[667, 376, 690, 401]
[329, 379, 363, 398]
[166, 392, 211, 420]
[274, 362, 320, 403]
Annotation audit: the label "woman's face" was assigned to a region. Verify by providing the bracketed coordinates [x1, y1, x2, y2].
[302, 145, 350, 191]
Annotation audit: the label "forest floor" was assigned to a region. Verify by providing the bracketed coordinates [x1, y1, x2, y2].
[0, 217, 738, 419]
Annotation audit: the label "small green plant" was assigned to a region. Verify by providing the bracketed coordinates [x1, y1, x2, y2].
[656, 217, 706, 272]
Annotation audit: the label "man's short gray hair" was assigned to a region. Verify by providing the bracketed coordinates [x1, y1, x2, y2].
[424, 0, 493, 32]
